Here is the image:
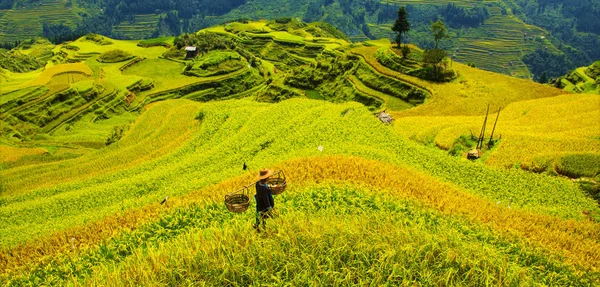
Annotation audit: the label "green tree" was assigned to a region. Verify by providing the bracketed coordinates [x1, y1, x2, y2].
[401, 45, 411, 59]
[423, 48, 448, 77]
[538, 71, 548, 83]
[391, 6, 410, 47]
[431, 19, 449, 49]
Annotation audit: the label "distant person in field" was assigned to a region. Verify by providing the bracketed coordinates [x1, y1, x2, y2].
[253, 169, 275, 232]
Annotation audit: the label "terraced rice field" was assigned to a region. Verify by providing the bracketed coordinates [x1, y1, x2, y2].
[1, 98, 599, 285]
[347, 74, 413, 111]
[453, 13, 545, 78]
[1, 22, 598, 286]
[345, 42, 599, 174]
[113, 14, 160, 40]
[0, 0, 82, 43]
[373, 1, 551, 78]
[557, 64, 600, 94]
[350, 44, 565, 116]
[0, 85, 47, 106]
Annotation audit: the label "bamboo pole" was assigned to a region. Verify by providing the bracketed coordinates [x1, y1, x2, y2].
[488, 107, 501, 148]
[477, 104, 490, 150]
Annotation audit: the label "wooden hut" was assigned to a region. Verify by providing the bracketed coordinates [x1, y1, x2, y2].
[185, 46, 198, 59]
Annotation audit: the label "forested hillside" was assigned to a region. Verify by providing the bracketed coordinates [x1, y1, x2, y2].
[0, 0, 598, 79]
[511, 0, 600, 80]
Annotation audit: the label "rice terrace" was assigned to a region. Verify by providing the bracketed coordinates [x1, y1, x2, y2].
[0, 0, 600, 285]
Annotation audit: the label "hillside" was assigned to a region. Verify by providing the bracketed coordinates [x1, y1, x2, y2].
[550, 60, 600, 94]
[0, 0, 599, 80]
[1, 21, 600, 285]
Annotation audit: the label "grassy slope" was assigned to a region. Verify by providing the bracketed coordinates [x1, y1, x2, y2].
[394, 93, 600, 169]
[0, 21, 599, 286]
[225, 0, 549, 78]
[553, 61, 600, 94]
[1, 98, 599, 285]
[350, 41, 599, 172]
[0, 0, 557, 78]
[370, 1, 554, 79]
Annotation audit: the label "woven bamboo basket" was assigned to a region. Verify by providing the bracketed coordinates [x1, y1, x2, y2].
[224, 185, 250, 213]
[267, 170, 287, 195]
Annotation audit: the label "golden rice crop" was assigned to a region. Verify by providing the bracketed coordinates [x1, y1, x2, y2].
[1, 99, 202, 196]
[3, 168, 598, 285]
[1, 100, 598, 285]
[30, 63, 93, 86]
[393, 93, 600, 169]
[1, 31, 598, 285]
[0, 145, 47, 163]
[351, 45, 567, 117]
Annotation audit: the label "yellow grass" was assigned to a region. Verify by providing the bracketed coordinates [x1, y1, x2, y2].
[0, 145, 47, 163]
[1, 24, 598, 285]
[2, 156, 599, 281]
[69, 38, 167, 59]
[1, 100, 201, 196]
[0, 63, 93, 94]
[0, 68, 42, 93]
[394, 93, 600, 167]
[350, 45, 567, 117]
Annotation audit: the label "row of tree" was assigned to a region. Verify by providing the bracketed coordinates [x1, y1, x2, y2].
[378, 3, 489, 28]
[392, 6, 452, 81]
[440, 3, 489, 28]
[392, 7, 449, 49]
[0, 40, 21, 50]
[100, 0, 246, 22]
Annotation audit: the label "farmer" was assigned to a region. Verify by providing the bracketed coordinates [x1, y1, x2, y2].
[253, 169, 275, 231]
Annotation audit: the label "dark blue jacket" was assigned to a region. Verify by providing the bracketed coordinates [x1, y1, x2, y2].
[255, 182, 274, 212]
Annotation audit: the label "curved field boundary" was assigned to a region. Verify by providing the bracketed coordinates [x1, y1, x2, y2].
[201, 29, 246, 42]
[1, 85, 68, 116]
[221, 83, 267, 101]
[138, 67, 253, 106]
[244, 32, 276, 41]
[1, 100, 203, 196]
[0, 85, 47, 106]
[31, 63, 93, 86]
[119, 57, 147, 72]
[2, 71, 93, 117]
[347, 75, 413, 111]
[43, 85, 118, 134]
[286, 52, 315, 64]
[353, 57, 432, 103]
[51, 71, 92, 78]
[350, 46, 434, 96]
